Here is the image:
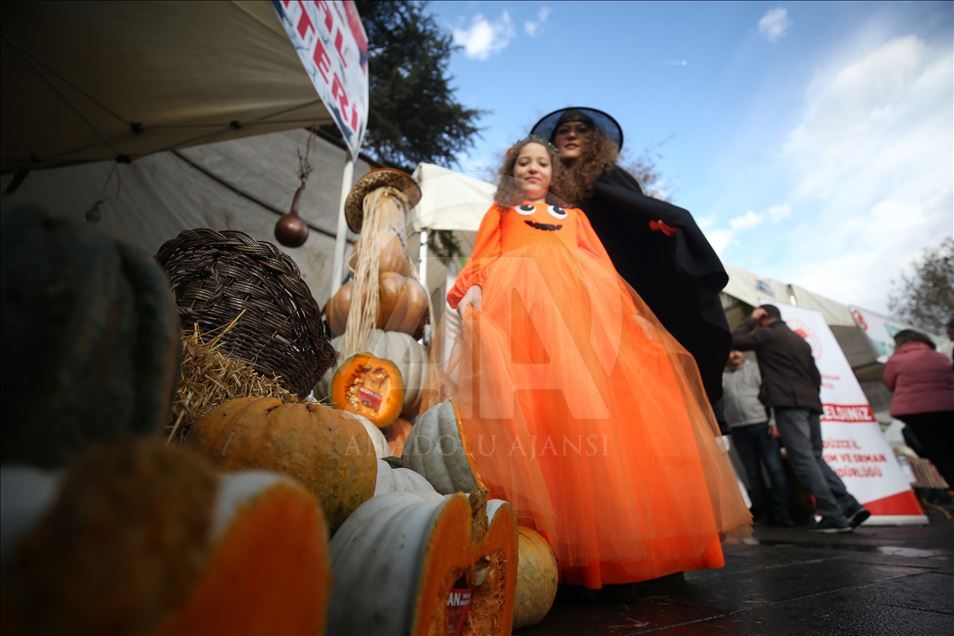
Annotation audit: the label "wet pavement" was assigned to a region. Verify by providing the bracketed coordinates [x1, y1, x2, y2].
[518, 516, 954, 635]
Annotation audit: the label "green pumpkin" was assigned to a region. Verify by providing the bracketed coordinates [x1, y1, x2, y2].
[1, 205, 180, 467]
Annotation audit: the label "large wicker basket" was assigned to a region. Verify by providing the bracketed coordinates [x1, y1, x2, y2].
[156, 228, 336, 397]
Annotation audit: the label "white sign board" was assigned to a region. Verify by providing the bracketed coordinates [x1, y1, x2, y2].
[849, 305, 911, 363]
[273, 0, 369, 158]
[771, 302, 926, 525]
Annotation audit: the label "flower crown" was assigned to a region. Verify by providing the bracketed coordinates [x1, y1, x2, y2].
[506, 134, 560, 157]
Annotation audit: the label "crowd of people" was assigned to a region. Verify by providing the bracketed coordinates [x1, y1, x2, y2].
[428, 105, 951, 590]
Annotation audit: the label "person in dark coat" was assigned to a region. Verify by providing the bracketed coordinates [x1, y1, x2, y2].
[732, 304, 870, 533]
[884, 329, 954, 484]
[532, 107, 730, 405]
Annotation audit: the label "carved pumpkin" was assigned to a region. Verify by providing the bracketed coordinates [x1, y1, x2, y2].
[402, 400, 485, 495]
[188, 396, 377, 532]
[328, 489, 517, 635]
[347, 233, 411, 276]
[316, 329, 427, 418]
[0, 441, 330, 636]
[513, 527, 559, 629]
[1, 205, 179, 468]
[330, 353, 406, 428]
[378, 272, 429, 339]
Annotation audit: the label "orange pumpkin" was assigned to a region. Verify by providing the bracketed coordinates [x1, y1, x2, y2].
[189, 396, 377, 532]
[325, 282, 353, 337]
[383, 418, 413, 457]
[331, 353, 405, 428]
[0, 441, 330, 636]
[378, 272, 429, 339]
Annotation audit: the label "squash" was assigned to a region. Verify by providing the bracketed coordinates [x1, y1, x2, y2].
[378, 272, 429, 339]
[513, 527, 559, 629]
[330, 353, 405, 428]
[316, 329, 427, 418]
[344, 412, 390, 459]
[0, 441, 330, 636]
[1, 205, 179, 468]
[373, 458, 437, 496]
[348, 233, 411, 276]
[328, 489, 517, 635]
[188, 396, 377, 532]
[324, 275, 428, 340]
[325, 281, 353, 337]
[402, 400, 485, 495]
[383, 418, 414, 457]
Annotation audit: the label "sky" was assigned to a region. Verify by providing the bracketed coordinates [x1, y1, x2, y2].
[426, 0, 953, 317]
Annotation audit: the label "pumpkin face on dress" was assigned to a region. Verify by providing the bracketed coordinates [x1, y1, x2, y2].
[512, 201, 569, 232]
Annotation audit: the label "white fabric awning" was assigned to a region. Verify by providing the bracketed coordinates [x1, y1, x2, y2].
[1, 1, 333, 174]
[408, 163, 495, 232]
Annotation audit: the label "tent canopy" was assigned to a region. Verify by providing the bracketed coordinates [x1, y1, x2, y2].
[1, 1, 333, 174]
[409, 163, 495, 232]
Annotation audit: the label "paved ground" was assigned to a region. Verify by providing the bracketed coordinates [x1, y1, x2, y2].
[518, 515, 954, 635]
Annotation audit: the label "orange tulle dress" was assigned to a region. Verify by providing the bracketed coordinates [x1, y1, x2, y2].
[434, 201, 751, 589]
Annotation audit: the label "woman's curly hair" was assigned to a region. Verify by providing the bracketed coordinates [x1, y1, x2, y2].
[493, 137, 564, 207]
[549, 127, 619, 207]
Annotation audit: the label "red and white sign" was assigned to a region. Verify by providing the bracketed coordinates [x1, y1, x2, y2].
[771, 302, 926, 525]
[274, 0, 369, 158]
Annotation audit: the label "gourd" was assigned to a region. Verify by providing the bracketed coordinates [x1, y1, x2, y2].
[347, 233, 411, 277]
[188, 396, 376, 532]
[316, 329, 427, 418]
[330, 353, 406, 428]
[328, 489, 517, 635]
[1, 205, 179, 468]
[402, 400, 485, 495]
[324, 273, 428, 339]
[513, 527, 559, 629]
[0, 441, 330, 636]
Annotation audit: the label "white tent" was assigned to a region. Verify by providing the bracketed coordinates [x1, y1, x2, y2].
[2, 1, 334, 173]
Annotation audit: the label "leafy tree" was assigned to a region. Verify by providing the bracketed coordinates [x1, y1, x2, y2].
[888, 238, 954, 334]
[345, 1, 484, 173]
[619, 136, 673, 201]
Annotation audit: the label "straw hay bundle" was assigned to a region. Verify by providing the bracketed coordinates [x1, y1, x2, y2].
[166, 314, 298, 443]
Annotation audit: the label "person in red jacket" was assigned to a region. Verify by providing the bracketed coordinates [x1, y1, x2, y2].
[884, 329, 954, 484]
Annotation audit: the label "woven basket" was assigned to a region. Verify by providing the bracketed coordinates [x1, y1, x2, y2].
[156, 228, 336, 397]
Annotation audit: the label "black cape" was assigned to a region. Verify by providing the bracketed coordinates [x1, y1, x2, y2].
[581, 166, 731, 404]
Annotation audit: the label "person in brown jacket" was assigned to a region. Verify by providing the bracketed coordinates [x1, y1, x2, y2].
[732, 304, 870, 533]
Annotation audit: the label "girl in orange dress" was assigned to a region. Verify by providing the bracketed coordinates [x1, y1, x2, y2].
[436, 137, 750, 589]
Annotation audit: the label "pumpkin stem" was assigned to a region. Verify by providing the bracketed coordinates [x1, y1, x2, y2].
[468, 488, 489, 542]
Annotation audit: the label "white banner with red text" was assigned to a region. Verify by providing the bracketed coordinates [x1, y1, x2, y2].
[767, 302, 926, 525]
[273, 0, 369, 158]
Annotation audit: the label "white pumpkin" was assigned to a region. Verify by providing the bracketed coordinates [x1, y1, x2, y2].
[401, 400, 482, 495]
[344, 412, 390, 459]
[328, 490, 517, 635]
[373, 459, 437, 496]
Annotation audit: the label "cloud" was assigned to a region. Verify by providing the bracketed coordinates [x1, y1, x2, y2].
[524, 5, 551, 38]
[758, 8, 791, 43]
[453, 11, 515, 60]
[729, 210, 763, 231]
[768, 35, 953, 313]
[767, 204, 791, 223]
[704, 209, 771, 255]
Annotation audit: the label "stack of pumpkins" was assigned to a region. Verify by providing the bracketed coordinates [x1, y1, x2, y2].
[319, 170, 430, 454]
[2, 201, 559, 635]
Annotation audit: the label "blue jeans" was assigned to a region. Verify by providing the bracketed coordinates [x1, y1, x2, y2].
[730, 421, 794, 519]
[774, 407, 860, 523]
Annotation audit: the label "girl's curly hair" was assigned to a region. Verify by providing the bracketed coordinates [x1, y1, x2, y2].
[549, 127, 619, 207]
[493, 137, 564, 207]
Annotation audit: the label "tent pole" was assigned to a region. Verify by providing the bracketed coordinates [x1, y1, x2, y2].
[329, 157, 355, 299]
[418, 228, 429, 289]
